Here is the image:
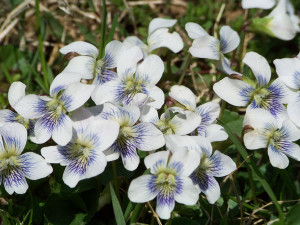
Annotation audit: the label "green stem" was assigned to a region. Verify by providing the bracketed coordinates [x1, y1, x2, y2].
[35, 0, 49, 90]
[219, 100, 226, 120]
[178, 54, 192, 85]
[99, 0, 107, 59]
[247, 165, 258, 205]
[112, 161, 120, 200]
[124, 201, 134, 221]
[129, 203, 142, 224]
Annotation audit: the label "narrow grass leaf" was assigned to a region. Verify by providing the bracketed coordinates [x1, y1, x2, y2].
[0, 63, 13, 84]
[218, 119, 285, 224]
[109, 183, 126, 225]
[106, 13, 119, 44]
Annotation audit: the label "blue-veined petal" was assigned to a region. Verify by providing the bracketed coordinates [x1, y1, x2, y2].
[219, 26, 240, 54]
[92, 69, 118, 85]
[8, 82, 26, 109]
[60, 82, 94, 112]
[145, 151, 170, 174]
[19, 152, 53, 180]
[209, 150, 236, 177]
[123, 36, 148, 56]
[274, 57, 300, 90]
[169, 85, 197, 111]
[174, 177, 200, 205]
[195, 102, 220, 126]
[0, 123, 27, 154]
[169, 148, 200, 177]
[128, 174, 158, 202]
[268, 143, 290, 169]
[243, 52, 271, 86]
[82, 151, 107, 179]
[140, 105, 160, 125]
[50, 72, 82, 96]
[117, 46, 143, 81]
[198, 124, 228, 142]
[279, 119, 300, 141]
[244, 130, 267, 150]
[213, 54, 242, 76]
[243, 108, 277, 131]
[132, 122, 165, 151]
[189, 36, 220, 60]
[59, 41, 98, 58]
[91, 79, 123, 105]
[165, 135, 200, 153]
[52, 114, 73, 146]
[3, 166, 28, 195]
[213, 77, 254, 106]
[41, 146, 65, 164]
[156, 194, 175, 220]
[0, 110, 18, 124]
[103, 40, 124, 68]
[281, 142, 300, 162]
[147, 28, 183, 54]
[14, 94, 47, 119]
[169, 111, 201, 135]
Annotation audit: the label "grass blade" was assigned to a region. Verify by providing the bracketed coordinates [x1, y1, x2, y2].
[106, 13, 119, 44]
[218, 119, 285, 224]
[99, 0, 107, 59]
[109, 183, 126, 225]
[0, 63, 13, 84]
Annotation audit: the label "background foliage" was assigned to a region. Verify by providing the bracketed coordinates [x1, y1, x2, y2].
[0, 0, 300, 224]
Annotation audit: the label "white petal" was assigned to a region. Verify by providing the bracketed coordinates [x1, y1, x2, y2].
[268, 144, 289, 169]
[174, 177, 199, 205]
[59, 41, 98, 58]
[144, 150, 170, 173]
[146, 86, 165, 109]
[148, 18, 177, 35]
[8, 82, 26, 108]
[195, 102, 220, 125]
[140, 105, 159, 124]
[210, 150, 236, 177]
[62, 56, 95, 79]
[71, 107, 95, 131]
[128, 174, 158, 202]
[169, 85, 196, 111]
[133, 123, 165, 151]
[244, 130, 267, 150]
[219, 26, 240, 53]
[33, 116, 54, 144]
[63, 165, 82, 188]
[41, 146, 65, 163]
[50, 72, 82, 96]
[213, 77, 253, 106]
[243, 52, 271, 86]
[171, 111, 201, 135]
[213, 54, 242, 76]
[0, 123, 27, 154]
[52, 114, 73, 146]
[14, 95, 47, 119]
[20, 152, 53, 180]
[3, 171, 28, 195]
[243, 108, 278, 130]
[283, 142, 300, 162]
[61, 82, 94, 112]
[136, 55, 164, 85]
[280, 119, 300, 141]
[205, 124, 228, 142]
[242, 0, 275, 9]
[123, 36, 148, 56]
[201, 175, 221, 204]
[84, 152, 107, 179]
[91, 79, 122, 105]
[190, 136, 213, 156]
[83, 119, 120, 151]
[185, 22, 208, 39]
[148, 28, 183, 53]
[169, 148, 200, 177]
[165, 135, 200, 153]
[287, 93, 300, 127]
[121, 151, 140, 171]
[103, 148, 120, 161]
[189, 36, 220, 60]
[117, 46, 143, 80]
[274, 57, 300, 90]
[104, 40, 124, 68]
[156, 197, 175, 220]
[0, 110, 18, 124]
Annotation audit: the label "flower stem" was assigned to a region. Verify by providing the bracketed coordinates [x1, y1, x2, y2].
[129, 203, 142, 223]
[112, 161, 120, 200]
[99, 0, 107, 59]
[178, 54, 192, 85]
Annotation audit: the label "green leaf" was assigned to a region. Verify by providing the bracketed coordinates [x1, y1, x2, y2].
[218, 119, 285, 223]
[286, 203, 300, 225]
[109, 183, 126, 225]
